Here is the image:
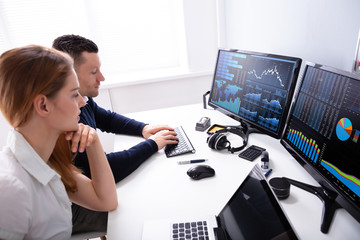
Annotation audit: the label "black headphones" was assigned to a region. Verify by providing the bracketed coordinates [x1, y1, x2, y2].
[207, 127, 247, 153]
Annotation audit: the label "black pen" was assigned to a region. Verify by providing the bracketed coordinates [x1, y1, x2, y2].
[177, 159, 208, 165]
[264, 169, 272, 178]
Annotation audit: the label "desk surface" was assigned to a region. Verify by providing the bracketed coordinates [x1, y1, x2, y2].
[107, 104, 360, 240]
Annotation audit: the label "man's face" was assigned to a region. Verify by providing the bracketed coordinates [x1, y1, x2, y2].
[75, 52, 105, 97]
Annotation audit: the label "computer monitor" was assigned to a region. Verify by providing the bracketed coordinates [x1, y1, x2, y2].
[280, 62, 360, 232]
[208, 49, 302, 139]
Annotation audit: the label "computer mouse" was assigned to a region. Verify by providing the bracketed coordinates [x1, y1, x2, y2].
[187, 164, 215, 180]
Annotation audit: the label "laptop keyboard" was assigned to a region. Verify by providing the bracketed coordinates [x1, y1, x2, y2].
[165, 126, 196, 157]
[172, 221, 209, 240]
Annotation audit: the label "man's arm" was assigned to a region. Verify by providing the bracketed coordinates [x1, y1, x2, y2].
[74, 139, 158, 183]
[87, 97, 146, 136]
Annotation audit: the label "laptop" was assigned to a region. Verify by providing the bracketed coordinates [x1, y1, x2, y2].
[142, 164, 298, 240]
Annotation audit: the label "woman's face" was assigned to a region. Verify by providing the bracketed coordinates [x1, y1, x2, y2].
[47, 69, 86, 133]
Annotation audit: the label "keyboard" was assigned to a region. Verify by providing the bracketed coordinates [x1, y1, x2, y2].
[172, 221, 209, 240]
[164, 126, 196, 157]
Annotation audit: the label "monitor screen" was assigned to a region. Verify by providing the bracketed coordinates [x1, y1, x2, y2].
[281, 62, 360, 224]
[208, 49, 302, 139]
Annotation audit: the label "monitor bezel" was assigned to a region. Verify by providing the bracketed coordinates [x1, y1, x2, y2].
[207, 48, 302, 139]
[280, 61, 360, 223]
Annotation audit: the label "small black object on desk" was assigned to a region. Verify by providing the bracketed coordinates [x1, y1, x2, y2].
[269, 177, 291, 200]
[195, 117, 211, 131]
[261, 150, 269, 170]
[187, 165, 215, 180]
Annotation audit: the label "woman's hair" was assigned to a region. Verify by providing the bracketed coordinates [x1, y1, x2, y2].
[0, 45, 80, 192]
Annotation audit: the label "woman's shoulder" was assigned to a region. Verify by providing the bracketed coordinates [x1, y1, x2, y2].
[0, 147, 33, 200]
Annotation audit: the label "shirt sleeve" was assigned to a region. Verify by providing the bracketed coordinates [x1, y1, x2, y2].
[0, 174, 31, 240]
[87, 98, 147, 136]
[74, 139, 158, 183]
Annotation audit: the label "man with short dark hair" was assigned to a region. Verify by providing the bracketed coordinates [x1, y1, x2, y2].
[53, 34, 178, 183]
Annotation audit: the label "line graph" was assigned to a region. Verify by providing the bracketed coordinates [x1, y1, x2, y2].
[321, 160, 360, 196]
[248, 65, 285, 87]
[246, 56, 295, 90]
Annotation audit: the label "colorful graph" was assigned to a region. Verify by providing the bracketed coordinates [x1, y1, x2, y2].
[321, 160, 360, 196]
[287, 129, 321, 163]
[336, 118, 352, 141]
[353, 130, 360, 143]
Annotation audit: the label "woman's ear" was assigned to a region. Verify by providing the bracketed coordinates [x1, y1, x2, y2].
[33, 94, 51, 117]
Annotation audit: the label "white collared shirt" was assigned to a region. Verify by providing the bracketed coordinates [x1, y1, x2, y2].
[0, 129, 72, 240]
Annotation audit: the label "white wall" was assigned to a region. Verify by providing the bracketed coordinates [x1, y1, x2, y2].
[222, 0, 360, 72]
[105, 73, 212, 114]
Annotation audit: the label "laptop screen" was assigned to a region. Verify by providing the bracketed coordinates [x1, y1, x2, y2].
[217, 166, 297, 240]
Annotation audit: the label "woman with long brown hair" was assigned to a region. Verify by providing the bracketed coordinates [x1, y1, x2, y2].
[0, 45, 117, 239]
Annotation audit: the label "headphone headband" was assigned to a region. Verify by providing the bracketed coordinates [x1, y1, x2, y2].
[207, 127, 248, 153]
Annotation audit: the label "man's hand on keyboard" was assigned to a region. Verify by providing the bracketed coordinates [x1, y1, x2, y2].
[149, 129, 178, 150]
[142, 124, 175, 139]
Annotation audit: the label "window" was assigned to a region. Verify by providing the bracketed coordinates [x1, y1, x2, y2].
[0, 0, 219, 85]
[0, 0, 189, 84]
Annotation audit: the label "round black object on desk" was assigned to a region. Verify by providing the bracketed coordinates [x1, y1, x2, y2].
[269, 177, 291, 200]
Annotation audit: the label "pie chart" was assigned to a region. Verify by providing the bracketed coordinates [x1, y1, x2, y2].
[336, 118, 352, 141]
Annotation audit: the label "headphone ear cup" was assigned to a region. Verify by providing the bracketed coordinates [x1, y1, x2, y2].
[214, 133, 230, 150]
[207, 133, 218, 149]
[208, 128, 246, 153]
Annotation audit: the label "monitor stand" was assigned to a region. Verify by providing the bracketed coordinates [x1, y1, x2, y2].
[230, 120, 262, 147]
[202, 90, 263, 146]
[239, 120, 262, 141]
[282, 177, 341, 233]
[202, 91, 211, 109]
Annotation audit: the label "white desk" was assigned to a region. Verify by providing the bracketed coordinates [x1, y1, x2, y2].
[107, 104, 360, 239]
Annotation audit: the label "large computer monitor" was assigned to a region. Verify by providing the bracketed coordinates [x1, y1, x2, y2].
[208, 49, 302, 139]
[280, 62, 360, 232]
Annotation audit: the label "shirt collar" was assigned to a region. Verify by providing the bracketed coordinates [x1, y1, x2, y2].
[7, 129, 60, 185]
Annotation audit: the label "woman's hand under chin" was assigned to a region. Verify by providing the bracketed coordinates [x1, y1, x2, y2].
[63, 123, 98, 153]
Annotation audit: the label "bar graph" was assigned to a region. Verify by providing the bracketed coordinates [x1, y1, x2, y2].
[286, 129, 321, 163]
[353, 130, 360, 143]
[216, 51, 247, 82]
